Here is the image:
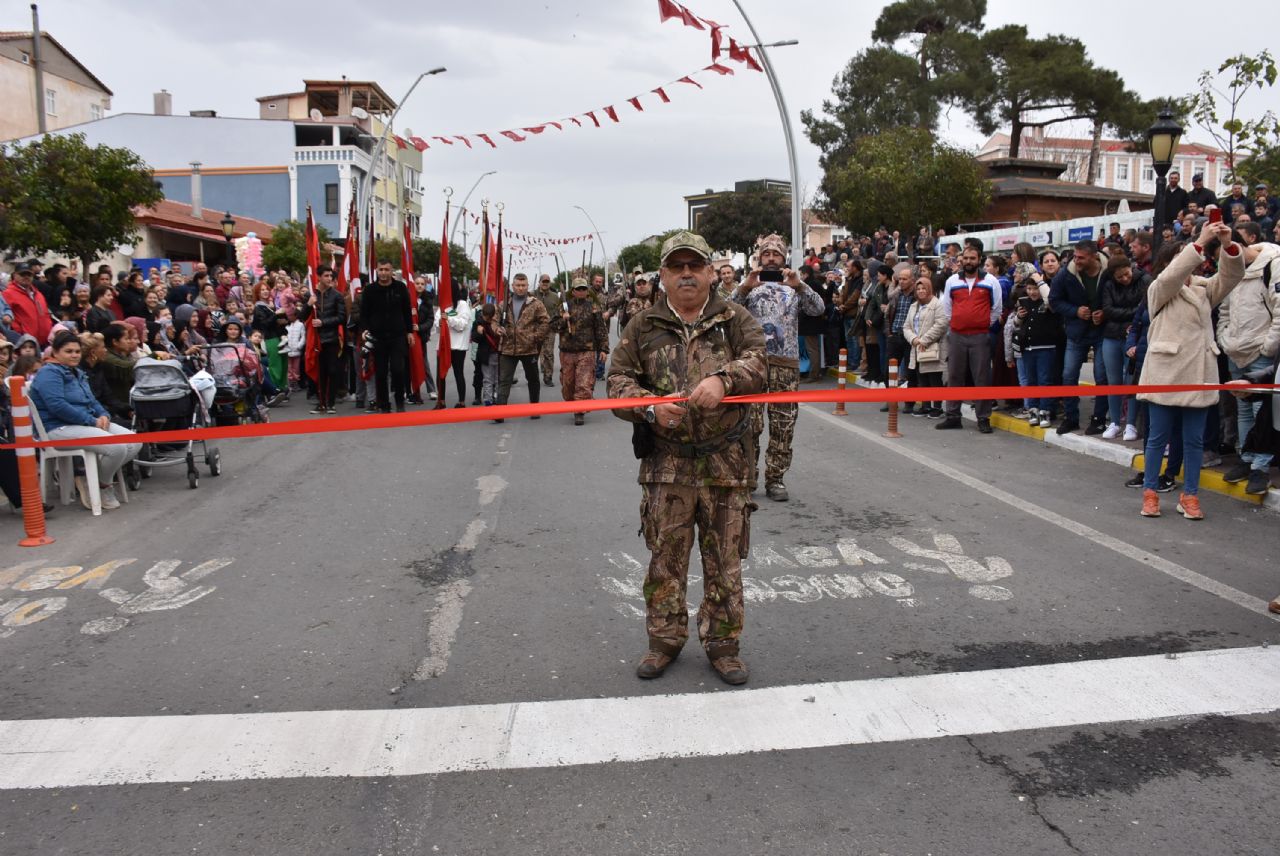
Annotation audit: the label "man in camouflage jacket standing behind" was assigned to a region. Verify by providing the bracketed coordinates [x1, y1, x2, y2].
[608, 231, 766, 686]
[559, 277, 608, 426]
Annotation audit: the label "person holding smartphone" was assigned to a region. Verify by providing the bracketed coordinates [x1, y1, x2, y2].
[731, 234, 826, 502]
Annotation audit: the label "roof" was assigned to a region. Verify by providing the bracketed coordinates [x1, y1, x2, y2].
[981, 132, 1223, 158]
[0, 31, 112, 96]
[991, 175, 1152, 203]
[255, 91, 304, 102]
[302, 80, 396, 112]
[134, 199, 275, 242]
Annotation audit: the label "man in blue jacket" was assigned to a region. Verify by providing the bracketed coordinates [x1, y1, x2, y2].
[1050, 240, 1109, 434]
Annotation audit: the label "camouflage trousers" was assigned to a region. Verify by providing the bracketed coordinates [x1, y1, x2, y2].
[640, 483, 754, 656]
[539, 335, 556, 383]
[559, 350, 596, 408]
[748, 362, 799, 487]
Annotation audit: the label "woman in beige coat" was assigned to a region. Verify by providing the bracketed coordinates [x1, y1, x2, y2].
[902, 275, 949, 418]
[1138, 222, 1244, 520]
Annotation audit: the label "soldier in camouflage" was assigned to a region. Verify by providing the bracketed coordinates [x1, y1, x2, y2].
[731, 234, 826, 502]
[618, 275, 655, 331]
[608, 230, 767, 686]
[559, 278, 608, 426]
[535, 275, 561, 386]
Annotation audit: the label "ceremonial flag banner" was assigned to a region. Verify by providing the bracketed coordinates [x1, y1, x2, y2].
[493, 215, 505, 305]
[479, 209, 491, 299]
[402, 220, 427, 394]
[436, 208, 454, 401]
[303, 205, 322, 383]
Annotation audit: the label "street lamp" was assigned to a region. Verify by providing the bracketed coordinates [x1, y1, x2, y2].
[220, 211, 236, 268]
[1147, 108, 1184, 252]
[573, 205, 609, 285]
[450, 170, 497, 248]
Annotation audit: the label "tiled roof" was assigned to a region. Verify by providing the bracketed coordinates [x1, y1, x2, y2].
[991, 175, 1151, 202]
[134, 199, 275, 242]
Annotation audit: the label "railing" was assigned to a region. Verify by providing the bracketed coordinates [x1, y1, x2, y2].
[293, 146, 374, 174]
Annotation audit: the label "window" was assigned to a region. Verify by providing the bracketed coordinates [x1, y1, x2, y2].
[1115, 160, 1129, 182]
[45, 88, 56, 116]
[1141, 164, 1155, 183]
[324, 183, 339, 215]
[20, 50, 30, 64]
[90, 103, 103, 121]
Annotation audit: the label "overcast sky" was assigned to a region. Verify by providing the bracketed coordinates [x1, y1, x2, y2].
[21, 0, 1280, 270]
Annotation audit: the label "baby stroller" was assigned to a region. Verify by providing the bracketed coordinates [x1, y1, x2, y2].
[130, 357, 221, 489]
[205, 342, 265, 427]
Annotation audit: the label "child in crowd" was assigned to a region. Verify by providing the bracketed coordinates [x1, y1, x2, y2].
[472, 303, 501, 406]
[285, 314, 305, 390]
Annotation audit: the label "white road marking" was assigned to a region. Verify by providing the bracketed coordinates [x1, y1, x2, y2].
[804, 406, 1280, 620]
[476, 474, 509, 507]
[412, 579, 473, 680]
[2, 646, 1277, 789]
[456, 520, 487, 553]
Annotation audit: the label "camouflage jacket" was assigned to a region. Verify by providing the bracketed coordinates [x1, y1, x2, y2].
[534, 286, 562, 330]
[608, 294, 766, 487]
[620, 294, 653, 329]
[558, 295, 607, 352]
[731, 281, 826, 367]
[497, 295, 551, 356]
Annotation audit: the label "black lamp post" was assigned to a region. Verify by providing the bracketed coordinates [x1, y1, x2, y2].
[220, 211, 236, 268]
[1147, 109, 1184, 252]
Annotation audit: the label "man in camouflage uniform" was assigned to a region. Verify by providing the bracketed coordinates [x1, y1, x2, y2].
[608, 230, 766, 686]
[535, 274, 561, 386]
[731, 234, 826, 502]
[559, 277, 608, 426]
[493, 273, 551, 423]
[618, 275, 655, 331]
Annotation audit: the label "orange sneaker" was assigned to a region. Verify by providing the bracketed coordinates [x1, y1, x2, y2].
[1140, 489, 1161, 517]
[1176, 493, 1204, 520]
[1269, 596, 1280, 615]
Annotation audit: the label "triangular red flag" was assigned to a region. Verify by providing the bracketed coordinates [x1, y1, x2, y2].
[710, 25, 723, 60]
[628, 96, 644, 112]
[454, 136, 473, 148]
[433, 136, 454, 145]
[678, 5, 704, 29]
[493, 215, 504, 305]
[652, 86, 670, 103]
[547, 121, 563, 131]
[403, 220, 426, 394]
[393, 135, 408, 150]
[706, 62, 734, 75]
[522, 125, 548, 135]
[585, 111, 600, 128]
[676, 75, 703, 89]
[500, 130, 526, 142]
[657, 0, 681, 23]
[603, 105, 619, 123]
[567, 117, 583, 127]
[476, 133, 497, 148]
[743, 49, 763, 72]
[409, 136, 430, 151]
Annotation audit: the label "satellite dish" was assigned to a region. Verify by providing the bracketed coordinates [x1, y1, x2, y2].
[402, 127, 414, 138]
[309, 108, 323, 122]
[117, 244, 134, 257]
[350, 106, 369, 120]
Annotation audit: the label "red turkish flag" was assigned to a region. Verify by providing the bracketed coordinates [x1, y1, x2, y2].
[585, 111, 600, 127]
[603, 105, 619, 123]
[455, 136, 473, 148]
[628, 96, 644, 112]
[678, 5, 704, 29]
[500, 130, 526, 142]
[433, 136, 454, 145]
[567, 117, 582, 127]
[710, 25, 723, 60]
[402, 220, 426, 393]
[522, 125, 548, 134]
[303, 205, 322, 383]
[409, 136, 430, 151]
[652, 86, 670, 103]
[656, 0, 682, 23]
[393, 135, 408, 150]
[476, 133, 497, 148]
[676, 75, 703, 89]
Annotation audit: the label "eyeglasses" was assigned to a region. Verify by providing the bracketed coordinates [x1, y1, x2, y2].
[663, 259, 708, 272]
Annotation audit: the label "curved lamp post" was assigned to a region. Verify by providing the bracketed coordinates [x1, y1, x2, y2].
[573, 205, 609, 284]
[449, 169, 497, 248]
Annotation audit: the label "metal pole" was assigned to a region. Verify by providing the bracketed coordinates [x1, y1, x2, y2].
[358, 69, 445, 263]
[1152, 175, 1167, 256]
[729, 0, 802, 268]
[30, 4, 47, 134]
[573, 205, 609, 286]
[450, 170, 497, 247]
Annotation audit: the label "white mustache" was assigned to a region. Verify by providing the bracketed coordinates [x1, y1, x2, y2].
[677, 276, 696, 287]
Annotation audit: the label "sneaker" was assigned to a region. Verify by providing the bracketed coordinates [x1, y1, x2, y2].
[1245, 470, 1271, 495]
[1011, 408, 1030, 420]
[935, 417, 962, 430]
[1202, 455, 1223, 469]
[1102, 422, 1121, 440]
[1222, 462, 1252, 483]
[1038, 415, 1052, 428]
[1125, 472, 1144, 488]
[765, 483, 789, 502]
[709, 651, 748, 686]
[1176, 493, 1204, 520]
[74, 475, 92, 511]
[426, 391, 437, 400]
[98, 485, 120, 511]
[326, 407, 337, 414]
[1122, 424, 1139, 442]
[1025, 409, 1040, 424]
[1141, 489, 1161, 517]
[928, 408, 944, 418]
[1056, 419, 1080, 435]
[309, 406, 326, 415]
[1084, 418, 1107, 436]
[1156, 474, 1178, 493]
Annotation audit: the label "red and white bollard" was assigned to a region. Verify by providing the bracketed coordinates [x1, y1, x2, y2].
[833, 348, 848, 416]
[8, 376, 54, 546]
[883, 358, 902, 439]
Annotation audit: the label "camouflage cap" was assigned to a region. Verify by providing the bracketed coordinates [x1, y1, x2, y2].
[660, 230, 713, 263]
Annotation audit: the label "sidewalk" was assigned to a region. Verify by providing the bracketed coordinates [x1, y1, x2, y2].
[824, 367, 1280, 514]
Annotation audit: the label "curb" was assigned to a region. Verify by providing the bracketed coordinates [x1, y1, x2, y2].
[825, 367, 1277, 513]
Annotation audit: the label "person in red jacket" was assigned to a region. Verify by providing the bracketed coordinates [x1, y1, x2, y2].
[3, 263, 53, 345]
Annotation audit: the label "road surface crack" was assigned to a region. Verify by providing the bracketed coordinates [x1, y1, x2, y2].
[964, 735, 1084, 854]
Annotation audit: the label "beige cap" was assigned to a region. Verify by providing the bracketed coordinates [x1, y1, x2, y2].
[660, 230, 713, 263]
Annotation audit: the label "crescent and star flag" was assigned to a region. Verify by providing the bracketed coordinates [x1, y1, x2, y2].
[493, 212, 505, 305]
[402, 219, 427, 394]
[303, 204, 322, 383]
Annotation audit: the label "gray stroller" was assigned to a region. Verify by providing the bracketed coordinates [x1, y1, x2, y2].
[130, 357, 221, 489]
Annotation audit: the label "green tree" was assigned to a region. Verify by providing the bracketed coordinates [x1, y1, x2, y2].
[0, 132, 163, 267]
[696, 190, 790, 255]
[871, 0, 986, 83]
[260, 219, 334, 274]
[410, 237, 479, 281]
[1183, 50, 1279, 183]
[617, 229, 683, 274]
[825, 128, 991, 236]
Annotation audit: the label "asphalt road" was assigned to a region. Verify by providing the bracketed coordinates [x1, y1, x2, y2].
[1, 366, 1278, 856]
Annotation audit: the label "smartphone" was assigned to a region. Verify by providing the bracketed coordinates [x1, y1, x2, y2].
[1207, 205, 1222, 225]
[759, 269, 784, 282]
[1017, 296, 1036, 312]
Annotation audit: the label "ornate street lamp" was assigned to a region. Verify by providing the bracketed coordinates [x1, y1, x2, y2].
[1147, 109, 1184, 250]
[220, 211, 236, 268]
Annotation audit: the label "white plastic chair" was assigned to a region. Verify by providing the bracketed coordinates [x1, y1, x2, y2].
[24, 387, 129, 517]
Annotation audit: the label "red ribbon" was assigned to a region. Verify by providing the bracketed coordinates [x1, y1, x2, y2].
[6, 384, 1274, 452]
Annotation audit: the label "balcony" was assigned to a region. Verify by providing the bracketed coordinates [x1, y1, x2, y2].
[293, 145, 374, 175]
